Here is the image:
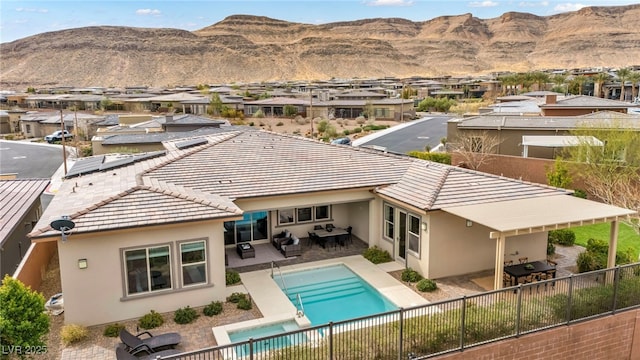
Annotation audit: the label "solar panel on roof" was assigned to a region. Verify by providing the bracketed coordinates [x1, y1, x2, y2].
[99, 157, 135, 171]
[175, 138, 208, 149]
[65, 156, 105, 178]
[132, 150, 166, 162]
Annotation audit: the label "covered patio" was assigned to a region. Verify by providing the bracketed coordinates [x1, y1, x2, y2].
[442, 194, 637, 290]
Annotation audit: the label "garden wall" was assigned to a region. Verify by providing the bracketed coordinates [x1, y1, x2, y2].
[13, 241, 57, 291]
[435, 308, 640, 360]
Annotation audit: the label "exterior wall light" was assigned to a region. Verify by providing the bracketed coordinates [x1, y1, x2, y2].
[421, 222, 428, 232]
[78, 258, 88, 269]
[466, 220, 473, 227]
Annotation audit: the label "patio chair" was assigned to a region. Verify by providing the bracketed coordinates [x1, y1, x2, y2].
[504, 260, 513, 266]
[116, 344, 182, 360]
[119, 328, 181, 356]
[518, 257, 529, 264]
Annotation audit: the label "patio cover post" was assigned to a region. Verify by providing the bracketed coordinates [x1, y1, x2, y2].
[606, 220, 619, 283]
[494, 234, 506, 290]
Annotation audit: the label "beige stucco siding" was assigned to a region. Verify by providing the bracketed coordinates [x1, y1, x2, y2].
[428, 210, 547, 279]
[58, 221, 226, 326]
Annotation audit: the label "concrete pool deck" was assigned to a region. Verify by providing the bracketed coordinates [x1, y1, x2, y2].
[213, 255, 430, 345]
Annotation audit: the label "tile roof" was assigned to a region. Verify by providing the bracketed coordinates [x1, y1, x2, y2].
[455, 112, 640, 130]
[1, 179, 50, 243]
[30, 128, 575, 238]
[540, 95, 639, 108]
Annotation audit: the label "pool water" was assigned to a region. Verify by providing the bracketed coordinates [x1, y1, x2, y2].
[273, 264, 398, 325]
[228, 320, 306, 356]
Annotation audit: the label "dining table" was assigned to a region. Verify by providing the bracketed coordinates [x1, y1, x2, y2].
[313, 227, 349, 248]
[503, 260, 556, 286]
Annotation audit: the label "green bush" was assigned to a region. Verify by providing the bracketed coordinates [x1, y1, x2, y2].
[0, 275, 50, 349]
[227, 292, 247, 303]
[237, 297, 253, 310]
[576, 251, 601, 273]
[174, 306, 199, 324]
[406, 151, 452, 164]
[103, 323, 125, 337]
[416, 279, 437, 292]
[401, 268, 423, 283]
[573, 189, 587, 199]
[363, 246, 392, 264]
[352, 127, 362, 133]
[548, 229, 576, 246]
[61, 324, 88, 346]
[203, 301, 223, 316]
[547, 239, 556, 255]
[138, 310, 164, 330]
[226, 270, 241, 285]
[342, 129, 351, 136]
[576, 238, 635, 273]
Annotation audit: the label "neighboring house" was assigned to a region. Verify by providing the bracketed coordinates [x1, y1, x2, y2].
[18, 111, 107, 140]
[540, 94, 638, 116]
[29, 128, 633, 326]
[447, 111, 640, 159]
[0, 179, 49, 278]
[161, 114, 229, 132]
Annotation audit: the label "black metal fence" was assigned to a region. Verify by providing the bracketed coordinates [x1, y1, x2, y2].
[161, 263, 640, 360]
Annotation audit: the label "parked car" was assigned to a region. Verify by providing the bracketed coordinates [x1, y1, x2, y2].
[44, 130, 73, 143]
[330, 137, 351, 145]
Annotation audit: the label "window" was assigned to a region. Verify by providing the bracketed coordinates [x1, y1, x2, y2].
[384, 204, 394, 240]
[278, 209, 295, 225]
[315, 205, 330, 220]
[297, 207, 312, 222]
[277, 205, 331, 225]
[408, 215, 420, 253]
[124, 245, 171, 296]
[180, 241, 207, 286]
[25, 124, 31, 133]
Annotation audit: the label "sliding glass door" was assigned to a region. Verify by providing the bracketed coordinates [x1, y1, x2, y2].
[224, 211, 268, 245]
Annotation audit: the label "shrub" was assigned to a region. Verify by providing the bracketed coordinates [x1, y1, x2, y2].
[237, 297, 253, 310]
[203, 301, 223, 316]
[61, 324, 88, 346]
[363, 246, 392, 264]
[253, 110, 264, 118]
[342, 129, 351, 136]
[103, 323, 125, 337]
[276, 121, 284, 126]
[174, 306, 199, 324]
[317, 120, 329, 133]
[0, 275, 50, 349]
[576, 251, 601, 273]
[406, 151, 452, 164]
[249, 122, 254, 126]
[355, 116, 366, 125]
[352, 127, 362, 133]
[138, 310, 164, 330]
[401, 268, 423, 283]
[416, 279, 438, 292]
[548, 229, 575, 246]
[226, 270, 241, 285]
[573, 189, 587, 199]
[547, 239, 556, 255]
[227, 292, 247, 303]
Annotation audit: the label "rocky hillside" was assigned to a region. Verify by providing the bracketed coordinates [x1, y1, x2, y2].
[1, 5, 639, 88]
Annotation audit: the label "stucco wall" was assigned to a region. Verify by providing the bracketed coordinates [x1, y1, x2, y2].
[427, 211, 546, 279]
[13, 241, 57, 291]
[57, 221, 226, 326]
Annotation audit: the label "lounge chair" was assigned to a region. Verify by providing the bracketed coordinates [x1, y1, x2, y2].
[116, 344, 181, 360]
[119, 328, 181, 356]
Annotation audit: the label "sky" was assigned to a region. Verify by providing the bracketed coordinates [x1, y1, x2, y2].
[1, 0, 638, 43]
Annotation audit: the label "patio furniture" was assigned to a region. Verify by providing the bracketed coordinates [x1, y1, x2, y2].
[272, 230, 292, 249]
[280, 239, 302, 257]
[116, 344, 182, 360]
[518, 257, 529, 264]
[315, 227, 349, 249]
[504, 260, 556, 286]
[504, 260, 513, 266]
[236, 243, 255, 259]
[119, 329, 181, 356]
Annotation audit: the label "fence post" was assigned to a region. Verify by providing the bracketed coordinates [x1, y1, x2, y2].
[459, 296, 466, 351]
[612, 266, 620, 314]
[515, 285, 522, 336]
[248, 338, 254, 360]
[398, 308, 404, 360]
[566, 274, 574, 324]
[329, 322, 334, 360]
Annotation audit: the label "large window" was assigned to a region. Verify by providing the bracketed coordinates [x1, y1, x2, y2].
[224, 211, 269, 245]
[180, 240, 207, 286]
[277, 205, 331, 226]
[384, 204, 394, 240]
[124, 245, 171, 296]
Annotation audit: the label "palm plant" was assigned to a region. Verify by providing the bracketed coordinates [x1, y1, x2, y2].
[551, 73, 567, 94]
[532, 71, 550, 91]
[593, 72, 610, 98]
[628, 71, 640, 102]
[616, 67, 631, 101]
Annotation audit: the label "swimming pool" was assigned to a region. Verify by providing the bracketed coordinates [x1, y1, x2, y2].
[273, 264, 398, 325]
[228, 320, 307, 356]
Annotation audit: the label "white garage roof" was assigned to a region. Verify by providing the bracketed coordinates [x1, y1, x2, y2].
[442, 195, 635, 238]
[521, 135, 603, 147]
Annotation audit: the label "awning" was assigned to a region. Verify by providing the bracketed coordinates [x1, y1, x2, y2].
[441, 195, 636, 238]
[521, 135, 603, 148]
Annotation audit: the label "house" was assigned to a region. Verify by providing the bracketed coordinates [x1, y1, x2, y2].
[0, 179, 50, 278]
[28, 128, 634, 326]
[540, 94, 638, 116]
[18, 111, 107, 140]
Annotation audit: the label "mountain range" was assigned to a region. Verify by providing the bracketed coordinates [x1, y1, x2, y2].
[1, 4, 639, 88]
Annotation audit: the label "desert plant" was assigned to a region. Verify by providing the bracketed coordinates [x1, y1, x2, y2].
[363, 246, 392, 264]
[237, 296, 253, 310]
[61, 324, 88, 346]
[401, 268, 424, 283]
[0, 275, 50, 350]
[226, 270, 241, 285]
[276, 121, 284, 126]
[174, 306, 199, 324]
[103, 323, 125, 337]
[416, 278, 438, 292]
[253, 110, 264, 118]
[138, 310, 164, 330]
[203, 301, 224, 316]
[226, 292, 247, 303]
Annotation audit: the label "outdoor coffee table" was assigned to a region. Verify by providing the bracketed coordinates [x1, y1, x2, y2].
[236, 243, 255, 259]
